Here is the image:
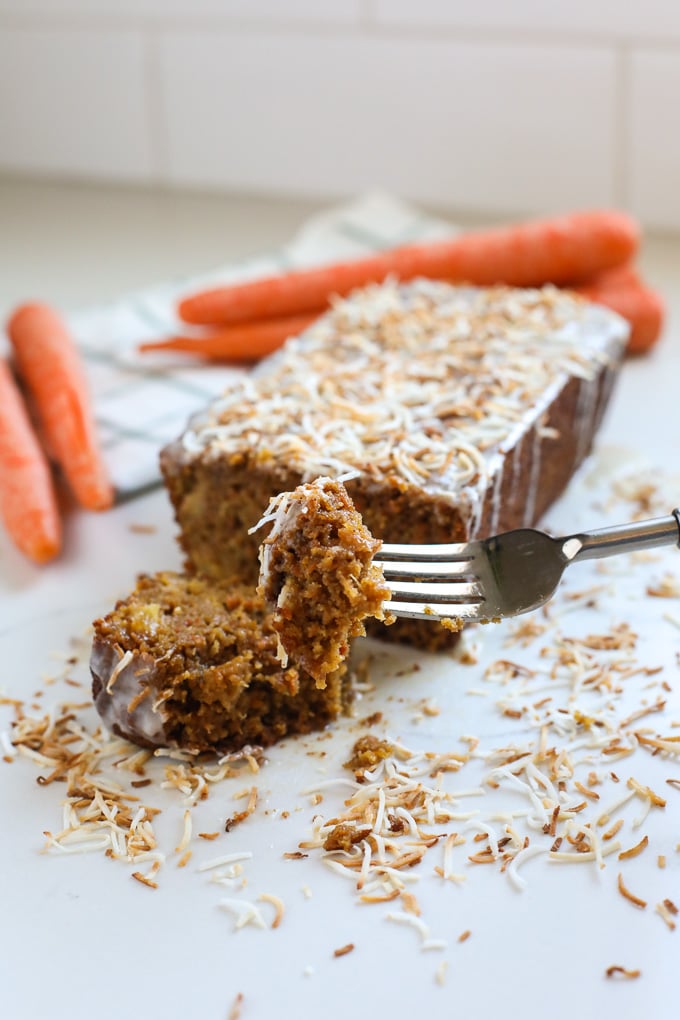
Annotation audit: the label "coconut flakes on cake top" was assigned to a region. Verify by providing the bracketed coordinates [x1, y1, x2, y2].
[182, 279, 625, 494]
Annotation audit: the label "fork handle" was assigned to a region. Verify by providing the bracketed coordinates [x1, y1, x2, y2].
[564, 509, 680, 562]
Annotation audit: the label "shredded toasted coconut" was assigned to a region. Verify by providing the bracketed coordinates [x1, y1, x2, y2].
[219, 898, 267, 930]
[6, 458, 679, 973]
[656, 901, 677, 931]
[617, 872, 647, 909]
[618, 835, 649, 860]
[259, 892, 285, 929]
[435, 960, 449, 986]
[182, 281, 623, 526]
[333, 943, 355, 958]
[228, 993, 244, 1020]
[605, 966, 641, 979]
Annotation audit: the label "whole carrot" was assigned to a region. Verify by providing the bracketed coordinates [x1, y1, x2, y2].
[575, 266, 665, 354]
[139, 312, 318, 361]
[178, 210, 639, 326]
[0, 359, 61, 563]
[6, 303, 114, 511]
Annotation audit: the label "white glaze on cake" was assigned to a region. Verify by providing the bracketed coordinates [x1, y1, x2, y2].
[91, 638, 169, 747]
[179, 280, 628, 533]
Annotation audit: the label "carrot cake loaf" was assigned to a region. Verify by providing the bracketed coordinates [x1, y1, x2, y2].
[161, 280, 628, 649]
[255, 477, 390, 685]
[90, 572, 351, 753]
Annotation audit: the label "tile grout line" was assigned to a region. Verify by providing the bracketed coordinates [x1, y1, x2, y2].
[0, 11, 680, 50]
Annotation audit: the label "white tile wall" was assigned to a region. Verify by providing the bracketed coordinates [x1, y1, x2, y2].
[158, 32, 617, 214]
[0, 0, 679, 232]
[628, 50, 680, 232]
[0, 0, 362, 21]
[374, 0, 680, 43]
[0, 26, 154, 181]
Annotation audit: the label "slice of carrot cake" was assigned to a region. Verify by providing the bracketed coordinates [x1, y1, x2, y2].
[90, 571, 352, 754]
[254, 477, 391, 686]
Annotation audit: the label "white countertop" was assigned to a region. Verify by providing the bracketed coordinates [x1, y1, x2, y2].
[1, 178, 679, 1020]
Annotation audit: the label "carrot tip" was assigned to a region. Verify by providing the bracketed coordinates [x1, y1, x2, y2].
[28, 542, 62, 565]
[85, 492, 115, 513]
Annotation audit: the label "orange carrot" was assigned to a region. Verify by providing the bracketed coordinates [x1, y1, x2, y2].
[0, 359, 61, 563]
[575, 266, 665, 354]
[138, 312, 318, 362]
[178, 210, 639, 325]
[6, 303, 113, 511]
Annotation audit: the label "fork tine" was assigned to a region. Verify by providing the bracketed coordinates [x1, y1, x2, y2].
[378, 541, 475, 562]
[376, 559, 477, 579]
[377, 538, 485, 621]
[383, 600, 483, 622]
[386, 580, 484, 603]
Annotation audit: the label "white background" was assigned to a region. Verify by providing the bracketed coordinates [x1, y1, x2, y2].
[0, 0, 679, 231]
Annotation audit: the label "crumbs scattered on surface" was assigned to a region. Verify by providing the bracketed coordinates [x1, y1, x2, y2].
[358, 711, 383, 727]
[295, 551, 679, 959]
[4, 461, 680, 991]
[343, 734, 394, 773]
[5, 687, 266, 905]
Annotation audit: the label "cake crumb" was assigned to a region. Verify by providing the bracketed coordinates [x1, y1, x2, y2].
[359, 711, 383, 726]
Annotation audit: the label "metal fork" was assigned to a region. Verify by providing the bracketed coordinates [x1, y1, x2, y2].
[375, 510, 680, 624]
